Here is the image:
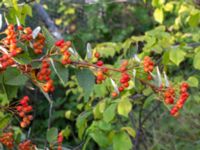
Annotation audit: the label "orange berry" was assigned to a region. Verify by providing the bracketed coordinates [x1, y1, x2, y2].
[112, 92, 118, 98]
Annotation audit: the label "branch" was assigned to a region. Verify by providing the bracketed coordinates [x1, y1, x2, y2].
[141, 102, 161, 125]
[33, 2, 62, 39]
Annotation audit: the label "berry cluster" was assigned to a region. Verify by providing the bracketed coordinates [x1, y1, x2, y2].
[4, 24, 22, 56]
[33, 33, 45, 54]
[57, 132, 63, 150]
[18, 140, 35, 150]
[96, 69, 107, 84]
[164, 87, 175, 104]
[37, 60, 55, 93]
[0, 54, 15, 70]
[143, 56, 154, 80]
[112, 60, 130, 97]
[16, 96, 33, 128]
[37, 60, 51, 81]
[0, 132, 14, 149]
[55, 40, 72, 65]
[170, 83, 189, 116]
[21, 27, 33, 41]
[61, 50, 71, 65]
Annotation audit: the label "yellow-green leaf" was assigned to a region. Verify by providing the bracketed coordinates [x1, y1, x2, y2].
[154, 8, 164, 24]
[121, 127, 136, 138]
[117, 98, 132, 117]
[187, 76, 199, 87]
[164, 3, 173, 12]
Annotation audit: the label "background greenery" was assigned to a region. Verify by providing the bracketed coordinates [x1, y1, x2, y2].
[0, 0, 200, 150]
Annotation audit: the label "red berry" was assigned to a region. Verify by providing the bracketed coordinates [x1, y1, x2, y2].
[55, 39, 65, 47]
[118, 86, 124, 92]
[96, 60, 104, 66]
[17, 25, 23, 30]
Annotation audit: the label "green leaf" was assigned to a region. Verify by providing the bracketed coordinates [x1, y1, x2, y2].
[152, 0, 165, 7]
[65, 110, 72, 120]
[50, 59, 69, 86]
[46, 127, 58, 144]
[12, 0, 18, 11]
[188, 13, 200, 27]
[113, 131, 132, 150]
[94, 42, 121, 58]
[169, 49, 186, 66]
[193, 51, 200, 70]
[72, 35, 86, 59]
[0, 83, 9, 105]
[93, 101, 106, 119]
[22, 4, 32, 17]
[103, 103, 117, 123]
[187, 76, 199, 87]
[117, 98, 132, 117]
[15, 53, 32, 64]
[0, 115, 11, 129]
[42, 27, 56, 52]
[76, 112, 91, 139]
[62, 126, 71, 139]
[153, 8, 164, 24]
[76, 69, 95, 98]
[121, 127, 136, 138]
[164, 3, 174, 12]
[3, 68, 28, 86]
[5, 85, 18, 100]
[90, 130, 109, 147]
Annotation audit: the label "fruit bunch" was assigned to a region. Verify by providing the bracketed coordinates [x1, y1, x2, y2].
[57, 132, 63, 150]
[21, 27, 33, 41]
[18, 140, 35, 150]
[16, 96, 33, 128]
[61, 50, 72, 65]
[96, 69, 106, 84]
[112, 60, 131, 97]
[0, 132, 14, 149]
[4, 24, 22, 56]
[0, 54, 15, 70]
[33, 33, 45, 54]
[37, 60, 55, 93]
[55, 39, 72, 65]
[143, 56, 154, 80]
[164, 87, 175, 104]
[170, 83, 189, 116]
[37, 60, 51, 81]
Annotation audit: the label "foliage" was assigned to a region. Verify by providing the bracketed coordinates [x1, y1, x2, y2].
[0, 0, 200, 150]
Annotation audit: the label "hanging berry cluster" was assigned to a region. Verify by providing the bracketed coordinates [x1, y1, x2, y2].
[4, 24, 22, 56]
[164, 87, 175, 104]
[0, 54, 15, 70]
[16, 96, 33, 128]
[37, 60, 55, 93]
[18, 140, 35, 150]
[143, 56, 154, 80]
[55, 39, 72, 65]
[21, 27, 33, 41]
[57, 132, 64, 150]
[112, 60, 131, 97]
[96, 69, 107, 84]
[93, 52, 109, 84]
[170, 83, 189, 116]
[0, 132, 14, 149]
[33, 33, 45, 54]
